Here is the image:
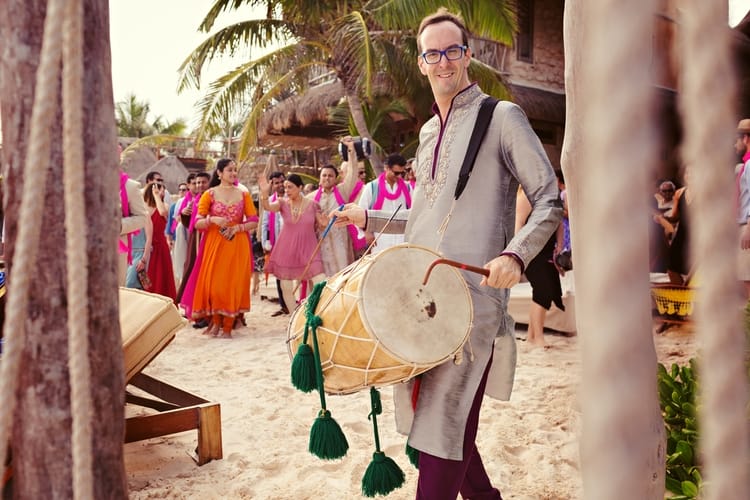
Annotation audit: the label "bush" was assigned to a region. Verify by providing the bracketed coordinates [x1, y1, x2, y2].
[657, 360, 702, 499]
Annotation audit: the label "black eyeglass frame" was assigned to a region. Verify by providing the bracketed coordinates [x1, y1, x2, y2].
[420, 45, 468, 65]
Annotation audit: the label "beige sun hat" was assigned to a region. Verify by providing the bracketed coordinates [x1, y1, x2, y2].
[738, 118, 750, 134]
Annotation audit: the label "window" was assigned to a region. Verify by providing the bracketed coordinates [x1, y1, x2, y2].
[517, 0, 534, 63]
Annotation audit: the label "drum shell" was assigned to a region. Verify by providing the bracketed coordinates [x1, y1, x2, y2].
[287, 244, 472, 395]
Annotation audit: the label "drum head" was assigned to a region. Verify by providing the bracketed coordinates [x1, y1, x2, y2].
[359, 244, 472, 365]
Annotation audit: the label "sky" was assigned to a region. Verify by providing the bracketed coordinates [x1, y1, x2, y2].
[109, 1, 750, 127]
[109, 0, 263, 127]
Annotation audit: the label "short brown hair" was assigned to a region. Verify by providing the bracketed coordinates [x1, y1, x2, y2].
[417, 8, 470, 52]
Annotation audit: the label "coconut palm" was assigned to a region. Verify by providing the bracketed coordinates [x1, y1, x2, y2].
[116, 93, 188, 138]
[178, 0, 515, 168]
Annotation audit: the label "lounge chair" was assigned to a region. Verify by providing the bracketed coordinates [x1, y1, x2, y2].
[121, 287, 222, 465]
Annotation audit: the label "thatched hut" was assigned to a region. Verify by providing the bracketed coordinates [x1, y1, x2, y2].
[257, 81, 343, 154]
[135, 155, 190, 194]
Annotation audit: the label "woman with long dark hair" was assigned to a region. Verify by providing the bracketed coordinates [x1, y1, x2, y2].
[191, 159, 258, 338]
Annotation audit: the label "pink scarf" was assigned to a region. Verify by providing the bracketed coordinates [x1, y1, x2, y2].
[372, 174, 412, 210]
[348, 181, 366, 251]
[172, 191, 194, 232]
[315, 185, 365, 250]
[119, 171, 134, 264]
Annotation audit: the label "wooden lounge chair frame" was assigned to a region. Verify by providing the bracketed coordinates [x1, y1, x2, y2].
[125, 372, 222, 465]
[120, 287, 222, 466]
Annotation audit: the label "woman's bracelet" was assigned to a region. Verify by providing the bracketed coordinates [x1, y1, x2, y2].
[206, 215, 211, 226]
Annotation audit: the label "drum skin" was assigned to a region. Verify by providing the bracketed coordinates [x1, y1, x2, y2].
[287, 244, 472, 395]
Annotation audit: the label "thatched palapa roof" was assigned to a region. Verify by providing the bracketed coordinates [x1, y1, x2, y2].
[506, 83, 566, 124]
[258, 81, 344, 150]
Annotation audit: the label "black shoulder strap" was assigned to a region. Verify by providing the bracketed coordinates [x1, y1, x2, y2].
[454, 96, 499, 200]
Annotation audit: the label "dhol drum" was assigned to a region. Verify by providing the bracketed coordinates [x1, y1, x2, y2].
[287, 243, 473, 395]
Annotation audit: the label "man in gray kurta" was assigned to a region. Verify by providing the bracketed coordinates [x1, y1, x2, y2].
[332, 8, 561, 500]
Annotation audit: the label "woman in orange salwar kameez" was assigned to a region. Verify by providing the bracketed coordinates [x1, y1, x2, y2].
[192, 159, 258, 338]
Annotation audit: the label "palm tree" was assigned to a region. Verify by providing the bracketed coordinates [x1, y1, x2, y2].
[178, 0, 516, 169]
[115, 93, 188, 138]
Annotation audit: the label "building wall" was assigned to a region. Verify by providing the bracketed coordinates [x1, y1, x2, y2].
[505, 0, 565, 92]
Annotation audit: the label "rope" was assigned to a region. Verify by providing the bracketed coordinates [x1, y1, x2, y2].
[0, 1, 95, 497]
[575, 1, 665, 498]
[0, 0, 65, 479]
[680, 1, 750, 496]
[62, 0, 94, 498]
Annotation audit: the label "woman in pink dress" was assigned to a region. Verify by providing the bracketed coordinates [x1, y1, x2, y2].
[258, 173, 325, 314]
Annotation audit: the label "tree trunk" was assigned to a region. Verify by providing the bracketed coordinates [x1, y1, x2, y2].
[561, 2, 665, 499]
[345, 92, 384, 173]
[0, 0, 127, 497]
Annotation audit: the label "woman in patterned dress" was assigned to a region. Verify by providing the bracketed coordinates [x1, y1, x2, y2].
[191, 159, 258, 338]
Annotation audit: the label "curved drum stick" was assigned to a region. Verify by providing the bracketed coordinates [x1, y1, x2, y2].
[422, 258, 489, 285]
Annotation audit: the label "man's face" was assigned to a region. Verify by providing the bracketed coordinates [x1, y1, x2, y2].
[417, 21, 472, 102]
[659, 183, 675, 201]
[386, 163, 407, 184]
[194, 175, 209, 194]
[188, 178, 199, 195]
[271, 176, 286, 195]
[319, 167, 337, 190]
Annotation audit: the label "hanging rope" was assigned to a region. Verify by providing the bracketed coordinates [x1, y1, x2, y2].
[62, 0, 94, 498]
[0, 0, 94, 497]
[575, 1, 665, 498]
[680, 1, 750, 497]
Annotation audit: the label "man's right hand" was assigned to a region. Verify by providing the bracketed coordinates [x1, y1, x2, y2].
[330, 203, 366, 229]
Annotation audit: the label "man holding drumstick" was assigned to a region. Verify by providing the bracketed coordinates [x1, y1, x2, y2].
[332, 8, 561, 499]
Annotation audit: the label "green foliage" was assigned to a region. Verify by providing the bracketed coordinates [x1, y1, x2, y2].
[657, 360, 702, 499]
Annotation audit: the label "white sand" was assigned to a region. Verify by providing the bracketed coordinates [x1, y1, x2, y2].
[125, 283, 696, 499]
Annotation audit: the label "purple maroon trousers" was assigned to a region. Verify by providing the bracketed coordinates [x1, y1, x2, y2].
[415, 353, 503, 500]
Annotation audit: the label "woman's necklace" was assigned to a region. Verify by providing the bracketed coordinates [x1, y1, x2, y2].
[290, 197, 304, 222]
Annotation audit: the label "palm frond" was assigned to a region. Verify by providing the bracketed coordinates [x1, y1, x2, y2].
[468, 59, 511, 101]
[199, 0, 276, 32]
[177, 18, 292, 92]
[329, 11, 376, 99]
[369, 0, 515, 46]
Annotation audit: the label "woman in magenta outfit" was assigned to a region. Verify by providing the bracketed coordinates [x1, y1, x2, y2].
[142, 182, 176, 300]
[258, 173, 325, 314]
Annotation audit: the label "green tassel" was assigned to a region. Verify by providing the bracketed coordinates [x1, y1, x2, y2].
[308, 409, 349, 460]
[361, 451, 406, 497]
[405, 443, 420, 469]
[290, 342, 317, 392]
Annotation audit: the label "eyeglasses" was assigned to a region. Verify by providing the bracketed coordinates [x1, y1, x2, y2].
[392, 170, 406, 177]
[660, 189, 674, 193]
[420, 45, 467, 65]
[179, 187, 188, 192]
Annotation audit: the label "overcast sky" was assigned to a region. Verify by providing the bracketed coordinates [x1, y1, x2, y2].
[109, 1, 750, 126]
[109, 0, 262, 127]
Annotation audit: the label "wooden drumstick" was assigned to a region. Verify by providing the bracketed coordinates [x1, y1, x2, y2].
[422, 258, 489, 285]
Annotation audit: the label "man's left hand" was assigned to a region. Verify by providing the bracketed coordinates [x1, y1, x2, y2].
[480, 255, 522, 288]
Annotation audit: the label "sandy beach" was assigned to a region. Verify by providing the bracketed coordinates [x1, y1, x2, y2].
[124, 282, 696, 500]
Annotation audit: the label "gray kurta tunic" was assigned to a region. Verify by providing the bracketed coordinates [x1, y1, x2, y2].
[366, 84, 561, 461]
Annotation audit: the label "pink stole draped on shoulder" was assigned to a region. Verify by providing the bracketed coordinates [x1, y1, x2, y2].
[315, 185, 366, 251]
